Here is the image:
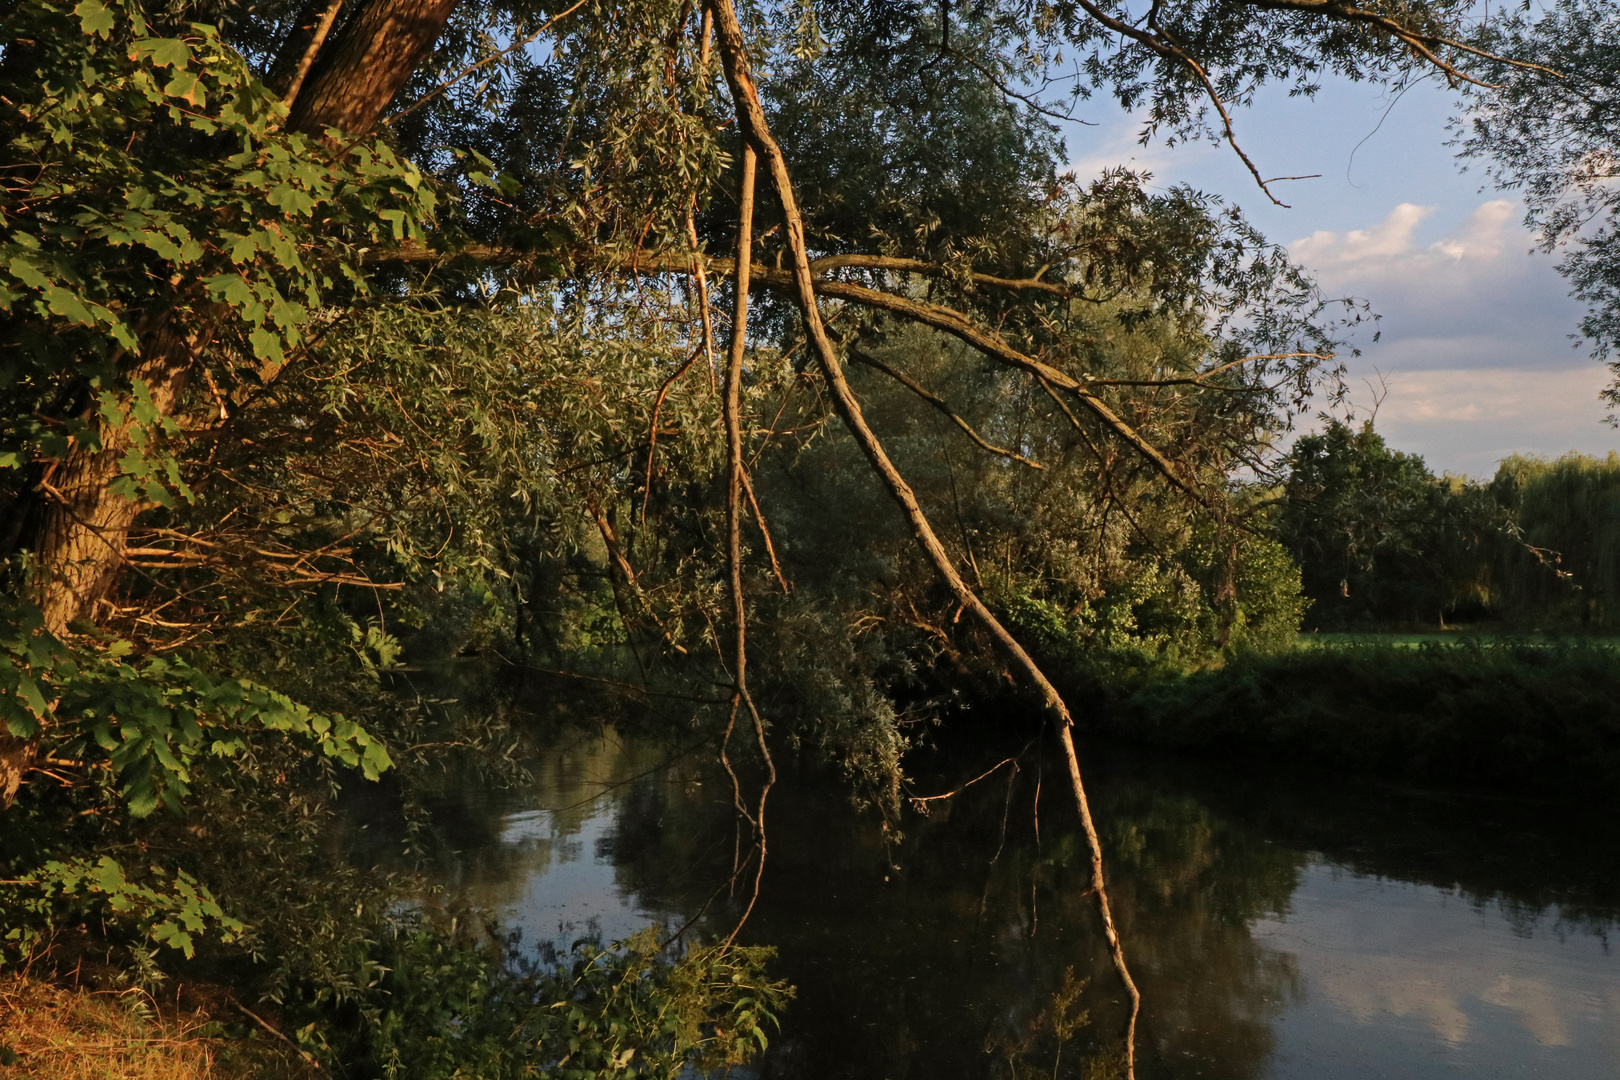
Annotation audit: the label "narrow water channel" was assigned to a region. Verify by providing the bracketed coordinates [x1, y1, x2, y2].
[396, 726, 1620, 1079]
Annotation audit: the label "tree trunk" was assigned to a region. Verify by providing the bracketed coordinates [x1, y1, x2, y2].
[0, 736, 38, 810]
[285, 0, 462, 137]
[265, 0, 343, 95]
[32, 350, 192, 636]
[26, 1, 466, 638]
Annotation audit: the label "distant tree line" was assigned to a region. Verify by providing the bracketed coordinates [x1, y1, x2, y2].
[1277, 421, 1620, 631]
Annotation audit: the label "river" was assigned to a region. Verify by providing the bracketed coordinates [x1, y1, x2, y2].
[383, 724, 1620, 1079]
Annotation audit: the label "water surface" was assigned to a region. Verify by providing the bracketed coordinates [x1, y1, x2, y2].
[399, 728, 1620, 1079]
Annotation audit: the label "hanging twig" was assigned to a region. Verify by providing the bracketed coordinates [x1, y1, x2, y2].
[739, 470, 790, 593]
[850, 346, 1046, 470]
[720, 141, 775, 947]
[908, 754, 1020, 813]
[708, 1, 1140, 1069]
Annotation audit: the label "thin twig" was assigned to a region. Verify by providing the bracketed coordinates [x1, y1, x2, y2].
[850, 347, 1046, 470]
[720, 139, 775, 948]
[709, 2, 1142, 1068]
[740, 470, 790, 593]
[232, 1000, 319, 1068]
[385, 0, 590, 125]
[908, 754, 1019, 812]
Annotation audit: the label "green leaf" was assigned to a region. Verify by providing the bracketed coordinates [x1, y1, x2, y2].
[249, 327, 283, 361]
[15, 676, 48, 719]
[7, 256, 49, 291]
[142, 38, 191, 69]
[74, 0, 115, 37]
[41, 285, 96, 326]
[205, 273, 256, 308]
[378, 208, 408, 240]
[163, 71, 206, 107]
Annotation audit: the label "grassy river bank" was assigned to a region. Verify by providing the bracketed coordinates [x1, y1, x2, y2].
[1108, 637, 1620, 800]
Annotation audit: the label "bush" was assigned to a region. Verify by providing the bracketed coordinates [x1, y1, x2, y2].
[1116, 641, 1620, 797]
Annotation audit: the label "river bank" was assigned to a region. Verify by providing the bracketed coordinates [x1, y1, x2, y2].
[1108, 639, 1620, 800]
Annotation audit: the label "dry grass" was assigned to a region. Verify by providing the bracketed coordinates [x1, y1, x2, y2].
[0, 974, 224, 1080]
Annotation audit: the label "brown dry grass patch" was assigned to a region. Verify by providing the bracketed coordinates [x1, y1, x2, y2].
[0, 973, 225, 1079]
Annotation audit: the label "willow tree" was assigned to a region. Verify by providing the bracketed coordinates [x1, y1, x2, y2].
[1, 0, 1545, 1071]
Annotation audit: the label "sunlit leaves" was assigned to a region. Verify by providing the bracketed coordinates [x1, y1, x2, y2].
[0, 0, 438, 508]
[0, 601, 392, 818]
[1, 856, 245, 959]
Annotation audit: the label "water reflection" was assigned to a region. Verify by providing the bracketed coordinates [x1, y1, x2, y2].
[1251, 866, 1620, 1078]
[392, 731, 1620, 1079]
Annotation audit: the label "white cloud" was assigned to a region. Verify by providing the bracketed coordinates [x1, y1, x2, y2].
[1280, 199, 1620, 475]
[1291, 199, 1530, 285]
[1354, 366, 1620, 479]
[1293, 201, 1438, 265]
[1430, 199, 1516, 261]
[1251, 864, 1620, 1064]
[1066, 111, 1217, 187]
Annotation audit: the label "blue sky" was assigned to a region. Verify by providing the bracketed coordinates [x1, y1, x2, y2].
[1059, 74, 1620, 479]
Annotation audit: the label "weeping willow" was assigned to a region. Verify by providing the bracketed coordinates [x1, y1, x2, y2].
[1494, 452, 1620, 628]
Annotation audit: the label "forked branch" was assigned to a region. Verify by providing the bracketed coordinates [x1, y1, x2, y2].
[708, 0, 1141, 1070]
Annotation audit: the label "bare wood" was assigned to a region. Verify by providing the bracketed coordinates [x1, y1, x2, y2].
[280, 0, 345, 110]
[232, 1000, 320, 1068]
[707, 0, 1140, 1067]
[740, 470, 790, 594]
[807, 253, 1085, 300]
[753, 264, 1197, 498]
[33, 341, 194, 636]
[720, 142, 775, 945]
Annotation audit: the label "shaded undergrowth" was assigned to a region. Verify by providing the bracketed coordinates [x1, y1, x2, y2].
[1113, 641, 1620, 799]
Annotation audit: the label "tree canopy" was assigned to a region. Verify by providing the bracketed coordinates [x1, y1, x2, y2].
[1456, 0, 1620, 407]
[0, 0, 1573, 1072]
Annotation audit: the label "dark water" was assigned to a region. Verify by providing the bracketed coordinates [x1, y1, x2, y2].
[400, 726, 1620, 1079]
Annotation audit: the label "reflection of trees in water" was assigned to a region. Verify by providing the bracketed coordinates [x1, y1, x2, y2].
[351, 729, 697, 915]
[1126, 750, 1620, 937]
[399, 733, 1618, 1079]
[601, 750, 1309, 1080]
[1093, 788, 1306, 1079]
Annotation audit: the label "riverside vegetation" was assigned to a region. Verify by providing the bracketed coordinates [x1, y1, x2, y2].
[1107, 425, 1620, 801]
[1, 0, 1618, 1076]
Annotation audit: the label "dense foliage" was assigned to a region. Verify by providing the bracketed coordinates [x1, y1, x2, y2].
[1492, 451, 1620, 628]
[1276, 421, 1500, 628]
[0, 0, 1594, 1070]
[1276, 422, 1620, 630]
[1458, 0, 1620, 406]
[1119, 640, 1620, 798]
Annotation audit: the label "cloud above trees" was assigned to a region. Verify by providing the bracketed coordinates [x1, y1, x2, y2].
[1289, 201, 1619, 476]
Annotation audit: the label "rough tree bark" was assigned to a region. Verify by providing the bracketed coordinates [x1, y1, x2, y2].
[32, 341, 193, 636]
[284, 0, 462, 137]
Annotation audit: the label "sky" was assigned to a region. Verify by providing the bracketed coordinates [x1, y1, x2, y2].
[1059, 74, 1620, 480]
